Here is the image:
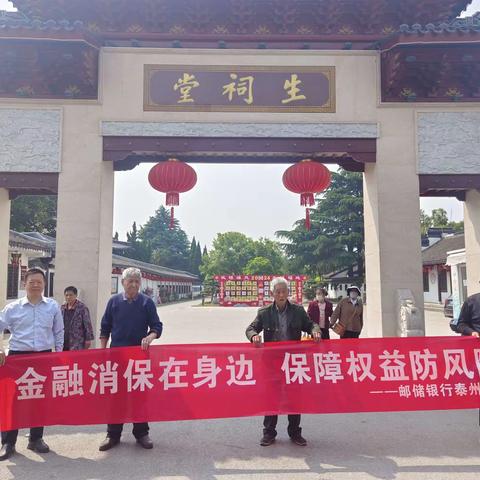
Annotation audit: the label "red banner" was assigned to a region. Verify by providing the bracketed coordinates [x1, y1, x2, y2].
[1, 336, 480, 431]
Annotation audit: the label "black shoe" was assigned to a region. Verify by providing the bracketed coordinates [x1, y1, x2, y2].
[99, 437, 120, 451]
[0, 444, 15, 461]
[136, 435, 153, 449]
[27, 438, 50, 453]
[290, 434, 307, 446]
[260, 435, 276, 446]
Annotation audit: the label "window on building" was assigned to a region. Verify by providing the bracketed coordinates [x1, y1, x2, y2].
[438, 269, 448, 293]
[111, 277, 118, 294]
[423, 271, 429, 292]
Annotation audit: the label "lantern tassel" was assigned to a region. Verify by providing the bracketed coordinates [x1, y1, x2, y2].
[300, 192, 315, 207]
[169, 207, 175, 230]
[305, 208, 311, 231]
[166, 192, 180, 206]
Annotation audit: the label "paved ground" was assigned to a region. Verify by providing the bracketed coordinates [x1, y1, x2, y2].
[1, 302, 479, 480]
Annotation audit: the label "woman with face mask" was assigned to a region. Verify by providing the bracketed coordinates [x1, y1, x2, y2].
[330, 286, 363, 339]
[307, 287, 334, 339]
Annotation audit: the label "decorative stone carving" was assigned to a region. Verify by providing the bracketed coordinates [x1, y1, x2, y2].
[0, 108, 61, 173]
[396, 289, 424, 337]
[417, 112, 480, 175]
[102, 122, 379, 139]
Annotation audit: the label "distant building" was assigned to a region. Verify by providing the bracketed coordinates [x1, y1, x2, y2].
[324, 264, 364, 299]
[421, 227, 457, 249]
[422, 234, 464, 304]
[446, 247, 467, 319]
[6, 230, 199, 304]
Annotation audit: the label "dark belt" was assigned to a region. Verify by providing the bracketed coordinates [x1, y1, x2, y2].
[8, 350, 52, 356]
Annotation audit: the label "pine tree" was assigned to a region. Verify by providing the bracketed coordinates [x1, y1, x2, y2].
[276, 169, 364, 279]
[139, 206, 190, 270]
[194, 241, 202, 275]
[189, 236, 197, 272]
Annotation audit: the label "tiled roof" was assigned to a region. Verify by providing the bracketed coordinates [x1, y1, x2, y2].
[112, 254, 199, 281]
[422, 234, 465, 266]
[9, 230, 54, 254]
[8, 230, 197, 280]
[398, 13, 480, 35]
[324, 264, 362, 281]
[0, 13, 84, 32]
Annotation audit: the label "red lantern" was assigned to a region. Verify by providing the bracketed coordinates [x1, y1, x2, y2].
[148, 159, 197, 229]
[282, 159, 331, 230]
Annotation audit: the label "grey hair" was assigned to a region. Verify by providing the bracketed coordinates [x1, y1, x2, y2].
[270, 276, 289, 292]
[122, 267, 142, 280]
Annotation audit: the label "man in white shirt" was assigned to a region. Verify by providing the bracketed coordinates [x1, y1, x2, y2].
[0, 268, 64, 461]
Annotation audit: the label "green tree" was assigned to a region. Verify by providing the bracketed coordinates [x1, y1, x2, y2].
[202, 274, 219, 302]
[420, 209, 432, 236]
[126, 221, 152, 262]
[447, 220, 464, 233]
[421, 208, 463, 234]
[244, 256, 275, 275]
[276, 169, 364, 279]
[140, 206, 190, 270]
[126, 221, 138, 243]
[253, 238, 286, 273]
[113, 231, 119, 241]
[189, 236, 197, 272]
[10, 195, 57, 236]
[431, 208, 449, 227]
[200, 232, 256, 277]
[194, 241, 202, 276]
[200, 232, 287, 278]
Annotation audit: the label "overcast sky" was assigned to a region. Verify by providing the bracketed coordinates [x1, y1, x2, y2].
[2, 0, 478, 247]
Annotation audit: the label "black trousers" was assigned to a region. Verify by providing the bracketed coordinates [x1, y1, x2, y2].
[107, 423, 149, 440]
[340, 330, 361, 339]
[263, 415, 301, 438]
[1, 350, 50, 446]
[321, 328, 330, 340]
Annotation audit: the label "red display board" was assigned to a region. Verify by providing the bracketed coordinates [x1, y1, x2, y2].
[214, 275, 307, 307]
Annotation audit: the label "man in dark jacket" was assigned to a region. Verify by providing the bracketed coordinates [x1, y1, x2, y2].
[457, 292, 480, 337]
[246, 277, 321, 447]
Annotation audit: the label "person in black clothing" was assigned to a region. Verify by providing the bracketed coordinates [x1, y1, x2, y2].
[246, 277, 321, 447]
[98, 267, 163, 452]
[457, 291, 480, 337]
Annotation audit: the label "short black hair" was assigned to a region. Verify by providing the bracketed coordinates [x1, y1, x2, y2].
[64, 286, 78, 295]
[25, 268, 46, 282]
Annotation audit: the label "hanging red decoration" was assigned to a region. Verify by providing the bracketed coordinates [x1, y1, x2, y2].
[282, 159, 331, 230]
[148, 159, 197, 229]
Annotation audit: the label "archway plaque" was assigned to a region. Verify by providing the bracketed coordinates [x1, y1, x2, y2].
[144, 65, 335, 113]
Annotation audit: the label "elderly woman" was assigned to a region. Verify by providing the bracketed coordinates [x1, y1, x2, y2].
[330, 285, 363, 339]
[307, 287, 333, 339]
[62, 286, 94, 351]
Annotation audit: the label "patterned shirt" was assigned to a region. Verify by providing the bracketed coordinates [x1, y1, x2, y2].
[318, 302, 326, 328]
